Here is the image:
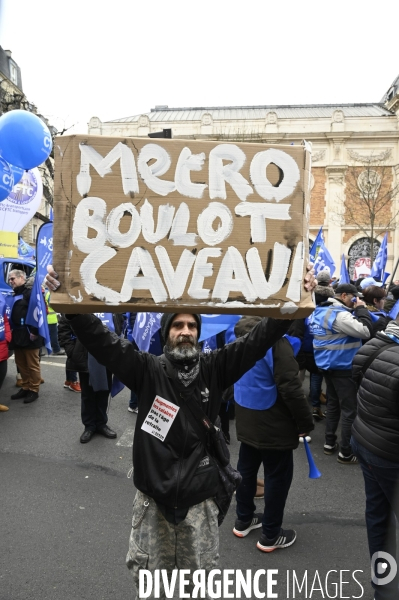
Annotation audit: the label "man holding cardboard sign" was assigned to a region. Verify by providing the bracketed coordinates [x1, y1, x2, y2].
[47, 134, 315, 596]
[45, 265, 315, 598]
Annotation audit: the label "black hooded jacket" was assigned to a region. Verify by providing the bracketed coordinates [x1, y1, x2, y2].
[10, 282, 42, 350]
[67, 313, 290, 509]
[233, 317, 314, 450]
[352, 330, 399, 462]
[58, 313, 125, 373]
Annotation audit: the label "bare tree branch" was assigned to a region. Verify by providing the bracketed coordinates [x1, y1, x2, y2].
[335, 157, 399, 264]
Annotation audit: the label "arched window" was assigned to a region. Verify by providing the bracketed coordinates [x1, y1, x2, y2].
[348, 237, 380, 279]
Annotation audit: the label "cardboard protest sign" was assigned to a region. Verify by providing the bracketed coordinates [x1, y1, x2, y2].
[51, 135, 313, 317]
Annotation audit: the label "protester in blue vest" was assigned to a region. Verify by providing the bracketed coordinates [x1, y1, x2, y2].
[231, 316, 313, 553]
[296, 270, 334, 420]
[309, 283, 372, 464]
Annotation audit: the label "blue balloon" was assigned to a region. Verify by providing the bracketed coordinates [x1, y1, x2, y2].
[0, 109, 53, 170]
[9, 162, 24, 186]
[0, 157, 13, 201]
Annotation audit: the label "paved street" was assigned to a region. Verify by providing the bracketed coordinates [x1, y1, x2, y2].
[0, 356, 375, 599]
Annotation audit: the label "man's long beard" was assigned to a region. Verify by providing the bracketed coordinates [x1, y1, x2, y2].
[165, 334, 200, 363]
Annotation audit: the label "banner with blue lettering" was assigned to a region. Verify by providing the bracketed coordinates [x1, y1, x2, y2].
[133, 312, 162, 352]
[36, 222, 53, 285]
[26, 275, 52, 353]
[94, 313, 115, 332]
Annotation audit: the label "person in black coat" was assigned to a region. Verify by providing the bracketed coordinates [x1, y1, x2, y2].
[352, 318, 399, 600]
[232, 316, 314, 553]
[58, 315, 119, 443]
[9, 271, 43, 404]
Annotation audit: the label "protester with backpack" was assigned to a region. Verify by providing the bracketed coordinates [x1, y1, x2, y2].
[231, 316, 313, 552]
[352, 317, 399, 600]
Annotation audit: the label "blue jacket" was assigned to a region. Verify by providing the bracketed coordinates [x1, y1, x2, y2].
[309, 304, 363, 370]
[226, 328, 300, 410]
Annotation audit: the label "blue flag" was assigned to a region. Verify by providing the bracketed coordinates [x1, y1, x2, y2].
[49, 207, 54, 221]
[202, 335, 218, 353]
[111, 377, 125, 398]
[339, 254, 350, 284]
[383, 272, 391, 285]
[370, 233, 388, 280]
[133, 312, 162, 352]
[199, 314, 241, 342]
[36, 222, 54, 284]
[25, 275, 52, 354]
[18, 237, 35, 259]
[309, 227, 336, 277]
[94, 313, 126, 397]
[0, 294, 6, 342]
[388, 300, 399, 320]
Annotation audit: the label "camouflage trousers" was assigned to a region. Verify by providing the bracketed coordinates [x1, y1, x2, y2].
[126, 490, 220, 600]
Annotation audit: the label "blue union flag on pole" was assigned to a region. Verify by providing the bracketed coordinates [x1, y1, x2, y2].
[309, 227, 336, 277]
[370, 232, 388, 280]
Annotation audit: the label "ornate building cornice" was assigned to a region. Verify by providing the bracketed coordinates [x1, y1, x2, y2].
[347, 149, 391, 163]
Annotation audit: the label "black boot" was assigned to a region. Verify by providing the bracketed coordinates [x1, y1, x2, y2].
[23, 392, 39, 404]
[11, 389, 29, 400]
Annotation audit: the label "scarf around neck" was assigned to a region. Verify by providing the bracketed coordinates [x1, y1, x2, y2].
[164, 346, 200, 387]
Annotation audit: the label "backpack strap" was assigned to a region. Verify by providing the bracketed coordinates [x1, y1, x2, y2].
[357, 340, 398, 387]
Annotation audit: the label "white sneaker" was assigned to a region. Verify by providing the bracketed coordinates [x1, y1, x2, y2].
[299, 436, 311, 443]
[128, 407, 138, 413]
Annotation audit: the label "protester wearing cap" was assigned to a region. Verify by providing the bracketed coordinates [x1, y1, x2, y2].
[308, 283, 372, 464]
[359, 276, 384, 290]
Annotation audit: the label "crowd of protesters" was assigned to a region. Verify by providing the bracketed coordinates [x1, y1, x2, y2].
[2, 265, 399, 600]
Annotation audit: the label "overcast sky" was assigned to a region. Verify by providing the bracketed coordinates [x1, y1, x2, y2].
[0, 0, 398, 134]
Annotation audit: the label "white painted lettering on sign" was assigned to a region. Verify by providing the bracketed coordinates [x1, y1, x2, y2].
[68, 140, 307, 311]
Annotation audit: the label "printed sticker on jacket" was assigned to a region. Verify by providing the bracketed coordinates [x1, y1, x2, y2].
[141, 395, 180, 442]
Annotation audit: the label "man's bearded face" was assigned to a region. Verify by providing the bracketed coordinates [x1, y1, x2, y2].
[166, 314, 200, 361]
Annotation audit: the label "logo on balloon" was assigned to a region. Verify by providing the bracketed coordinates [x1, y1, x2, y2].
[8, 170, 38, 206]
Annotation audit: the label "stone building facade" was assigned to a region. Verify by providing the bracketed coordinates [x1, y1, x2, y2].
[89, 78, 399, 279]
